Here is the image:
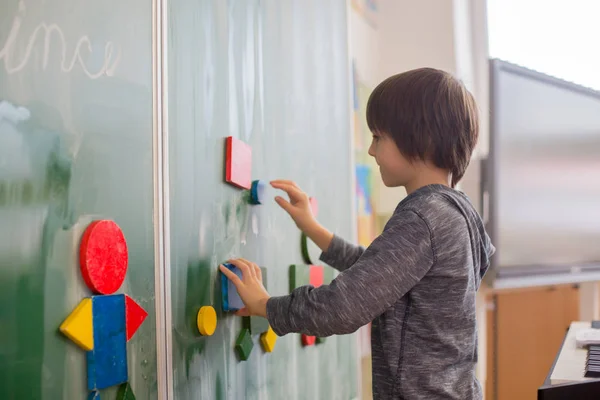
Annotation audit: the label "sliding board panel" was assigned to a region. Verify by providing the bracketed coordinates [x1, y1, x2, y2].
[0, 0, 158, 398]
[167, 1, 357, 399]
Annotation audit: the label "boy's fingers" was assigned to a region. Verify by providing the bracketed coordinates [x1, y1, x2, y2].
[272, 183, 305, 201]
[253, 264, 262, 281]
[270, 181, 290, 192]
[235, 308, 250, 317]
[271, 180, 300, 189]
[219, 264, 243, 287]
[270, 181, 298, 192]
[274, 196, 294, 214]
[228, 258, 255, 280]
[240, 258, 258, 279]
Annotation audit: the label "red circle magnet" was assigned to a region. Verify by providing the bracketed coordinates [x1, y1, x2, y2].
[79, 220, 128, 294]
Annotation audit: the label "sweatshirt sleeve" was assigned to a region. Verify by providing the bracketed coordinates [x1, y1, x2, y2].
[319, 234, 365, 272]
[266, 210, 435, 337]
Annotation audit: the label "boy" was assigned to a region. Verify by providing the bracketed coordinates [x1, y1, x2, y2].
[220, 68, 495, 400]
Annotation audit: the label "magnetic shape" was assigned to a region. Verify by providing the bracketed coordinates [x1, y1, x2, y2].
[125, 295, 148, 341]
[88, 391, 100, 400]
[309, 197, 319, 217]
[117, 382, 136, 400]
[87, 294, 127, 391]
[302, 334, 316, 346]
[225, 136, 252, 190]
[79, 220, 128, 294]
[323, 266, 335, 285]
[289, 264, 310, 292]
[309, 265, 324, 288]
[243, 266, 269, 334]
[221, 275, 229, 311]
[221, 263, 244, 312]
[60, 298, 94, 351]
[249, 180, 267, 204]
[197, 306, 217, 336]
[316, 337, 326, 344]
[260, 327, 277, 353]
[235, 328, 254, 361]
[301, 233, 321, 265]
[243, 315, 270, 335]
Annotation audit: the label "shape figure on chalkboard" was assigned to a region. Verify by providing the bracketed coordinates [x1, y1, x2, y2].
[87, 294, 128, 390]
[221, 263, 244, 312]
[249, 179, 267, 204]
[260, 326, 278, 353]
[60, 298, 94, 350]
[289, 264, 334, 291]
[309, 265, 324, 287]
[243, 266, 269, 335]
[289, 264, 310, 292]
[304, 266, 325, 347]
[59, 220, 147, 397]
[225, 136, 252, 190]
[235, 328, 254, 361]
[197, 306, 217, 336]
[117, 382, 137, 400]
[301, 232, 322, 265]
[309, 197, 319, 217]
[302, 334, 317, 347]
[125, 295, 147, 341]
[79, 220, 128, 295]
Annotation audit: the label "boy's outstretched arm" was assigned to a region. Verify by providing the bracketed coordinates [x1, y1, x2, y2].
[268, 209, 434, 337]
[318, 233, 365, 273]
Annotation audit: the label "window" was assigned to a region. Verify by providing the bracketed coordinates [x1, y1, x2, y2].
[487, 0, 600, 90]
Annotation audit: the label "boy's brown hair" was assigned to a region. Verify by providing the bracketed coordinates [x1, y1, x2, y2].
[366, 68, 479, 188]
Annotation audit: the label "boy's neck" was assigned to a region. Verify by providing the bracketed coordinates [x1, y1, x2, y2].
[404, 166, 451, 195]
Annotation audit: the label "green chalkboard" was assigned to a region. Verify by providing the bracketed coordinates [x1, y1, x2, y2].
[0, 0, 158, 399]
[1, 0, 358, 398]
[167, 1, 357, 399]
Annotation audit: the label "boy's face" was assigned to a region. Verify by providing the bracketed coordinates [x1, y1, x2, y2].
[368, 132, 414, 187]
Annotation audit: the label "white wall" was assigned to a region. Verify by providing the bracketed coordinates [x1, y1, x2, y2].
[376, 0, 457, 79]
[370, 0, 490, 215]
[349, 5, 379, 88]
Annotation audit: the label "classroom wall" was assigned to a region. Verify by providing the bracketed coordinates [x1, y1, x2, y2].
[369, 0, 490, 216]
[348, 4, 380, 399]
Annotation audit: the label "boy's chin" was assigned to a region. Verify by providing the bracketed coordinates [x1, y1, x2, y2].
[380, 176, 404, 188]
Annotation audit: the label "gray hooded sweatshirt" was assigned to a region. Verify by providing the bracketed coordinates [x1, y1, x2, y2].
[267, 184, 495, 399]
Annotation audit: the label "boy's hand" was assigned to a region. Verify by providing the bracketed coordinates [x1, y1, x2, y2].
[270, 180, 317, 233]
[271, 179, 334, 253]
[219, 258, 270, 318]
